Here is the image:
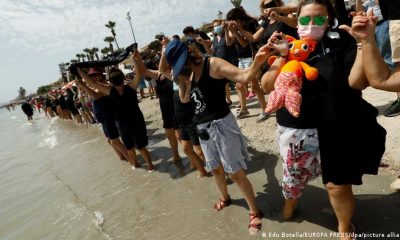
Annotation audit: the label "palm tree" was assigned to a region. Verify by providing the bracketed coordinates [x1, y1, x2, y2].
[79, 53, 86, 62]
[76, 54, 82, 62]
[101, 47, 110, 58]
[104, 36, 115, 54]
[83, 48, 91, 60]
[88, 49, 95, 61]
[105, 21, 120, 49]
[230, 0, 242, 8]
[58, 62, 69, 83]
[17, 87, 27, 99]
[92, 47, 99, 60]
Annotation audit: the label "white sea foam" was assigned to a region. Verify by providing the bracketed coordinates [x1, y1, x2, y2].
[93, 211, 104, 227]
[38, 118, 58, 149]
[93, 211, 112, 240]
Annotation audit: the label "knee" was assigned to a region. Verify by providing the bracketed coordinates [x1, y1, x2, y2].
[182, 144, 193, 156]
[325, 183, 352, 198]
[228, 169, 245, 182]
[211, 166, 224, 176]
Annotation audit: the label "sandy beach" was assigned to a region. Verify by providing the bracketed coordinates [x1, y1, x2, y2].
[1, 87, 399, 240]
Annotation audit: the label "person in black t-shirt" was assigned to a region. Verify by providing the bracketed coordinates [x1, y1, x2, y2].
[77, 51, 155, 172]
[164, 39, 274, 235]
[226, 7, 269, 122]
[262, 0, 386, 237]
[21, 101, 33, 121]
[211, 19, 238, 107]
[76, 67, 139, 165]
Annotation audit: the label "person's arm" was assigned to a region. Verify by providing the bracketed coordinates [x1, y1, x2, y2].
[77, 68, 112, 95]
[75, 77, 103, 99]
[209, 43, 273, 83]
[224, 28, 235, 46]
[341, 11, 399, 91]
[348, 43, 369, 90]
[362, 39, 400, 91]
[231, 24, 249, 47]
[271, 12, 298, 29]
[128, 50, 143, 89]
[158, 47, 173, 80]
[237, 25, 265, 43]
[264, 6, 297, 15]
[178, 76, 192, 103]
[197, 37, 213, 55]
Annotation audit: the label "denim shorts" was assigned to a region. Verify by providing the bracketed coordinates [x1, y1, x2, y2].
[197, 113, 249, 173]
[238, 57, 253, 69]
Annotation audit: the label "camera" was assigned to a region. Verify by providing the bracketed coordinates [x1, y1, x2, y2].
[196, 128, 210, 141]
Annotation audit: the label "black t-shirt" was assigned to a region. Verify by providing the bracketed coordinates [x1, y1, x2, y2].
[157, 78, 174, 107]
[235, 19, 258, 59]
[58, 96, 67, 109]
[212, 35, 238, 65]
[109, 86, 142, 122]
[190, 57, 230, 124]
[173, 90, 195, 125]
[379, 0, 400, 20]
[93, 95, 114, 123]
[276, 30, 359, 129]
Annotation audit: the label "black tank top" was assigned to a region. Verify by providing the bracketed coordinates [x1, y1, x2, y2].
[109, 86, 141, 121]
[191, 57, 230, 124]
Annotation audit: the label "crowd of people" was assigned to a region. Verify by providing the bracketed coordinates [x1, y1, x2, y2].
[9, 0, 400, 238]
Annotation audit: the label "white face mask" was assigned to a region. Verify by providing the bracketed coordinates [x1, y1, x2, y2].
[297, 24, 326, 40]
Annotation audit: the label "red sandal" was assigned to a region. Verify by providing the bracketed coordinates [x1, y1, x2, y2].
[248, 210, 263, 235]
[213, 195, 231, 211]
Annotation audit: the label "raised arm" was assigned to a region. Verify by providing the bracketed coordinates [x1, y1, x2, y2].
[209, 43, 272, 83]
[230, 22, 249, 48]
[128, 50, 143, 89]
[75, 77, 103, 100]
[264, 6, 297, 16]
[237, 23, 265, 43]
[158, 47, 173, 80]
[342, 12, 398, 91]
[77, 68, 112, 95]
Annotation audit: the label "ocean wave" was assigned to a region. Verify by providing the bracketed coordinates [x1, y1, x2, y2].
[93, 211, 112, 240]
[38, 118, 59, 149]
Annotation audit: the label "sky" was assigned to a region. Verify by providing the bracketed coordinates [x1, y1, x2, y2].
[0, 0, 295, 104]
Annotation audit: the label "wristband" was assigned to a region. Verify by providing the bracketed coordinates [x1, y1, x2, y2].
[356, 43, 362, 50]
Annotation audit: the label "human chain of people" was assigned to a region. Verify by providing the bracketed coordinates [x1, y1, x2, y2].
[3, 0, 400, 239]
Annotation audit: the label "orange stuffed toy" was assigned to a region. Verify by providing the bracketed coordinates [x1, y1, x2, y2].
[265, 35, 318, 117]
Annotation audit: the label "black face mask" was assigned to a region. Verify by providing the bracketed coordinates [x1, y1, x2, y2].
[109, 75, 124, 86]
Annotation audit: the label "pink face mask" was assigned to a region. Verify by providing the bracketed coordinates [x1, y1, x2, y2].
[297, 24, 326, 40]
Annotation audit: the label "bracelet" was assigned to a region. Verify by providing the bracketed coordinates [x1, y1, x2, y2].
[356, 43, 362, 50]
[260, 20, 268, 29]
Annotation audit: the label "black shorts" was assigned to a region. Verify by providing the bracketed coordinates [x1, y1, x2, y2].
[116, 117, 148, 150]
[179, 123, 200, 146]
[101, 118, 120, 140]
[160, 101, 178, 129]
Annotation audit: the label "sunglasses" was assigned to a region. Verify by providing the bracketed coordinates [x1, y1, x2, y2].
[263, 2, 275, 9]
[298, 16, 328, 26]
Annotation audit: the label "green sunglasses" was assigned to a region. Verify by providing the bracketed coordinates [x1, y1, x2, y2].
[298, 16, 328, 26]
